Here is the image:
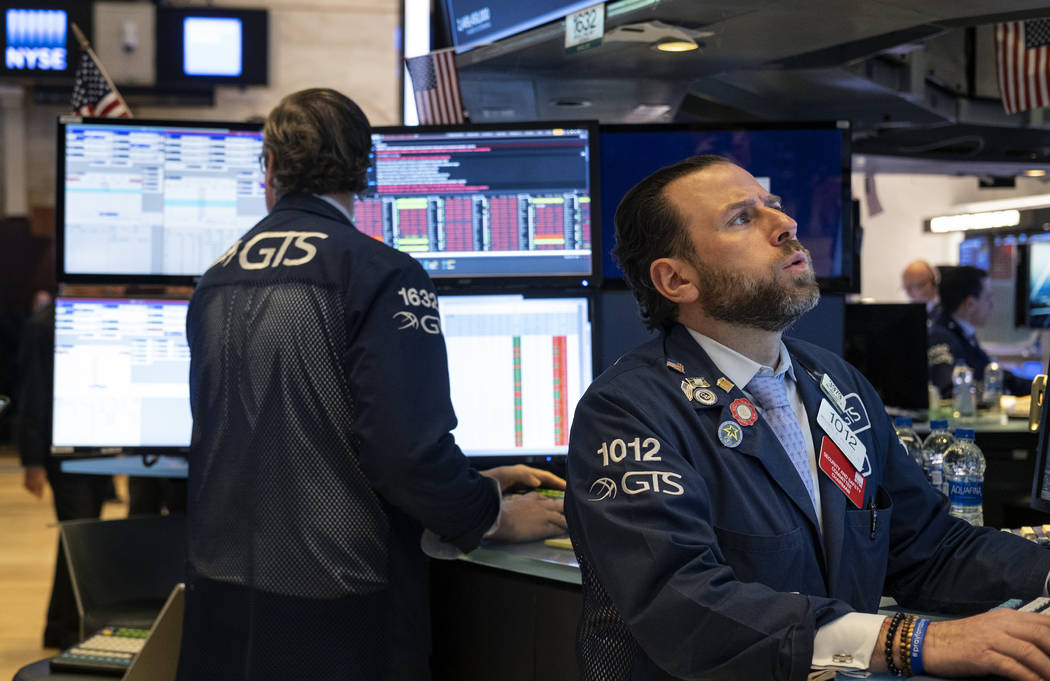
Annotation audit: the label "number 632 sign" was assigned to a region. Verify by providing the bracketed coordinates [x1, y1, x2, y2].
[565, 3, 604, 54]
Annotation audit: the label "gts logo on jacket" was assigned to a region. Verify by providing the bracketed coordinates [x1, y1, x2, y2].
[216, 231, 329, 270]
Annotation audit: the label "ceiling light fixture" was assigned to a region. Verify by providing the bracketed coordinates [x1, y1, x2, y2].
[928, 210, 1021, 233]
[654, 39, 698, 52]
[1025, 169, 1048, 177]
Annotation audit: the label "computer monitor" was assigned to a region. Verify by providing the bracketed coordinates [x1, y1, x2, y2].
[598, 122, 856, 292]
[958, 235, 990, 270]
[438, 293, 593, 462]
[56, 116, 265, 284]
[155, 6, 268, 87]
[843, 302, 928, 412]
[51, 297, 191, 455]
[355, 122, 599, 285]
[1026, 238, 1050, 328]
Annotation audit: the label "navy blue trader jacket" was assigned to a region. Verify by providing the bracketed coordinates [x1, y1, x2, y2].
[177, 194, 499, 681]
[927, 310, 1031, 398]
[566, 324, 1050, 681]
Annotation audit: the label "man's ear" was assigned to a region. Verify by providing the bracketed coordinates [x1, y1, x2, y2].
[650, 257, 699, 305]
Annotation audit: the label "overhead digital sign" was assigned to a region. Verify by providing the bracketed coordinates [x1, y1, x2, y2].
[1, 3, 91, 79]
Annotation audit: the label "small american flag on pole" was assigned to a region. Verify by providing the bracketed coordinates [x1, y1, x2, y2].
[405, 49, 466, 124]
[995, 18, 1050, 115]
[71, 51, 131, 118]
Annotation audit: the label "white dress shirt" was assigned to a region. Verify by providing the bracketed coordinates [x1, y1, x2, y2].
[685, 328, 883, 671]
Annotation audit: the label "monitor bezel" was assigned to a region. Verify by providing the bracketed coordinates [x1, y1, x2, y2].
[1031, 366, 1050, 513]
[55, 115, 265, 286]
[367, 120, 601, 289]
[437, 287, 597, 469]
[154, 6, 269, 87]
[50, 295, 192, 457]
[596, 120, 856, 294]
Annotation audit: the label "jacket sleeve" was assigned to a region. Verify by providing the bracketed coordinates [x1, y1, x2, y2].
[566, 382, 853, 681]
[1004, 369, 1033, 398]
[342, 256, 498, 552]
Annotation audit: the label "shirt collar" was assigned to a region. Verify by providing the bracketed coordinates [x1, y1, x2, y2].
[313, 194, 355, 224]
[684, 327, 795, 388]
[951, 314, 975, 338]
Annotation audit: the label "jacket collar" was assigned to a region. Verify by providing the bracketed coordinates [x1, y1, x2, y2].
[269, 193, 354, 226]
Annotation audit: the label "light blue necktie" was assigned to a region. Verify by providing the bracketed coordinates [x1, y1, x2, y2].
[746, 372, 818, 513]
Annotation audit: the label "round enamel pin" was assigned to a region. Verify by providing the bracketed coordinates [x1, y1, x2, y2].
[718, 420, 743, 448]
[693, 388, 717, 406]
[729, 398, 758, 426]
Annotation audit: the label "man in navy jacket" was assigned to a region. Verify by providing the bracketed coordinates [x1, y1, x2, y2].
[177, 88, 565, 681]
[566, 155, 1050, 681]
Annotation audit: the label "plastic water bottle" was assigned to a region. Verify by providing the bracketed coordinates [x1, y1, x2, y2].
[922, 420, 953, 493]
[952, 362, 976, 417]
[942, 428, 985, 526]
[983, 362, 1003, 413]
[893, 416, 924, 468]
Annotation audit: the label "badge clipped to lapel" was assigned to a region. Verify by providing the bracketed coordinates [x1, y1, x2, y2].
[818, 436, 865, 508]
[819, 373, 848, 415]
[816, 398, 871, 476]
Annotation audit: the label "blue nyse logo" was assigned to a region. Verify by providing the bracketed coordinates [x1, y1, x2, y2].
[5, 9, 68, 71]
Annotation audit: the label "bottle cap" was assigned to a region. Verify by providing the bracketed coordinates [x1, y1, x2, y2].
[894, 416, 912, 427]
[954, 428, 976, 439]
[930, 420, 949, 430]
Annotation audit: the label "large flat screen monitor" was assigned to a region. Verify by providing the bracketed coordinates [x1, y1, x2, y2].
[439, 293, 593, 462]
[56, 116, 265, 284]
[843, 302, 928, 412]
[598, 122, 856, 292]
[355, 122, 599, 285]
[51, 297, 191, 454]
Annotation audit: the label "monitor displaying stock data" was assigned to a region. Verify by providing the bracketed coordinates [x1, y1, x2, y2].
[51, 297, 191, 453]
[355, 122, 598, 283]
[49, 293, 592, 460]
[56, 117, 266, 283]
[439, 294, 593, 458]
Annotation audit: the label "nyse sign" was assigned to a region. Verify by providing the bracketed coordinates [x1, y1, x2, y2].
[5, 9, 68, 72]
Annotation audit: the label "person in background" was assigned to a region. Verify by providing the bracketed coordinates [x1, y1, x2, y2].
[901, 259, 940, 316]
[566, 154, 1050, 681]
[16, 290, 111, 649]
[177, 88, 566, 681]
[928, 265, 1031, 398]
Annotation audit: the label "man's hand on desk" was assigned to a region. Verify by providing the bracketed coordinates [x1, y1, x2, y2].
[919, 609, 1050, 681]
[480, 464, 566, 492]
[23, 465, 46, 498]
[486, 493, 567, 543]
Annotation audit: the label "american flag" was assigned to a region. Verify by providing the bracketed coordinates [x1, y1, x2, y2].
[71, 52, 131, 118]
[405, 50, 465, 124]
[996, 19, 1050, 115]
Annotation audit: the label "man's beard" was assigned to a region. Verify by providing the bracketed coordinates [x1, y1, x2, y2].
[688, 241, 820, 332]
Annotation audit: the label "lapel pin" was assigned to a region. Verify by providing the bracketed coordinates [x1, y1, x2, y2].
[666, 360, 685, 374]
[716, 377, 734, 393]
[729, 398, 758, 426]
[693, 388, 717, 406]
[718, 420, 743, 448]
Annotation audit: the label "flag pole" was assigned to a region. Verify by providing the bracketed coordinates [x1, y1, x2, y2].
[70, 22, 133, 118]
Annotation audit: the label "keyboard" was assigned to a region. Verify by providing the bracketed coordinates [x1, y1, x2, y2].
[1019, 596, 1050, 614]
[50, 625, 150, 675]
[1004, 525, 1050, 547]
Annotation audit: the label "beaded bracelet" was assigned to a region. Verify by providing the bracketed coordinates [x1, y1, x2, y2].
[884, 612, 906, 676]
[910, 618, 930, 676]
[898, 615, 916, 676]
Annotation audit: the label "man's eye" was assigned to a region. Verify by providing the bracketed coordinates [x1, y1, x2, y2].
[730, 212, 751, 225]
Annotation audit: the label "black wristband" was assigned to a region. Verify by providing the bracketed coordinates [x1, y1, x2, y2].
[884, 612, 905, 676]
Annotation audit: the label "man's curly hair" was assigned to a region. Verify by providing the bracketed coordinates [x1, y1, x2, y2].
[262, 88, 371, 196]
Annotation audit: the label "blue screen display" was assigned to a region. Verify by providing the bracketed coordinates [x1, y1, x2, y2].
[444, 0, 597, 47]
[4, 8, 67, 71]
[182, 16, 243, 77]
[598, 125, 850, 282]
